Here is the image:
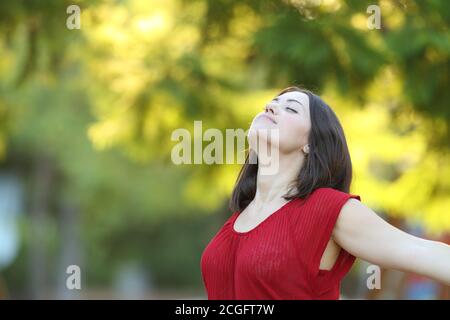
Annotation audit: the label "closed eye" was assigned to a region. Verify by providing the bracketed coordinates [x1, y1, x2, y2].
[286, 107, 298, 113]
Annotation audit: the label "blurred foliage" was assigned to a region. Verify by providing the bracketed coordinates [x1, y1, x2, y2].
[0, 0, 449, 296]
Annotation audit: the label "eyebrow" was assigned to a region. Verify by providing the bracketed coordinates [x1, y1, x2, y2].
[272, 97, 305, 111]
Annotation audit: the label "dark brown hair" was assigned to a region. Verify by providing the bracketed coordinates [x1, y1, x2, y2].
[229, 86, 354, 212]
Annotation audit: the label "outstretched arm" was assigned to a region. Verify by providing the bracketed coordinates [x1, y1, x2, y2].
[332, 198, 450, 285]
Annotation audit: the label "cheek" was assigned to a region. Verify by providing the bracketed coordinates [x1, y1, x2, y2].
[279, 118, 310, 150]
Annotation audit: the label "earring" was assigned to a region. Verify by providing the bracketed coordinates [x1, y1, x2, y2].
[302, 144, 310, 154]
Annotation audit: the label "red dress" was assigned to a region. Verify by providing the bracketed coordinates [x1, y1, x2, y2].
[200, 187, 362, 299]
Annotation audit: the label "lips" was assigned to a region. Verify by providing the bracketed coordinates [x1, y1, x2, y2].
[259, 113, 277, 124]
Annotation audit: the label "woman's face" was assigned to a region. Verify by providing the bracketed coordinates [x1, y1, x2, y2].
[249, 91, 311, 154]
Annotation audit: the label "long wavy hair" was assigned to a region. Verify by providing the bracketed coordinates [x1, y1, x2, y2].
[229, 86, 354, 213]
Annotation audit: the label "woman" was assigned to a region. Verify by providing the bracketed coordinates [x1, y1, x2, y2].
[200, 86, 450, 300]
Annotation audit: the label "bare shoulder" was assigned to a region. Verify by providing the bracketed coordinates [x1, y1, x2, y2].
[334, 197, 371, 232]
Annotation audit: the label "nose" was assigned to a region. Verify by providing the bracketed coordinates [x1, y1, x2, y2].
[265, 102, 279, 115]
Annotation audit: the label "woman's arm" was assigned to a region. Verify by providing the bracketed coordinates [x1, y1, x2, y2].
[332, 198, 450, 285]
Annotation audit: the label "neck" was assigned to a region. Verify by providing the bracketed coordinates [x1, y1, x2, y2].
[254, 150, 305, 204]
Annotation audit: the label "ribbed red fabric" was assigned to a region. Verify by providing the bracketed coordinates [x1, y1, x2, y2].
[200, 187, 361, 300]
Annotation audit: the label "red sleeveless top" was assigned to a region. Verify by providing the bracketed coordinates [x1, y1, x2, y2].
[200, 187, 362, 300]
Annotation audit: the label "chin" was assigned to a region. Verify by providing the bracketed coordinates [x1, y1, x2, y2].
[248, 129, 281, 153]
